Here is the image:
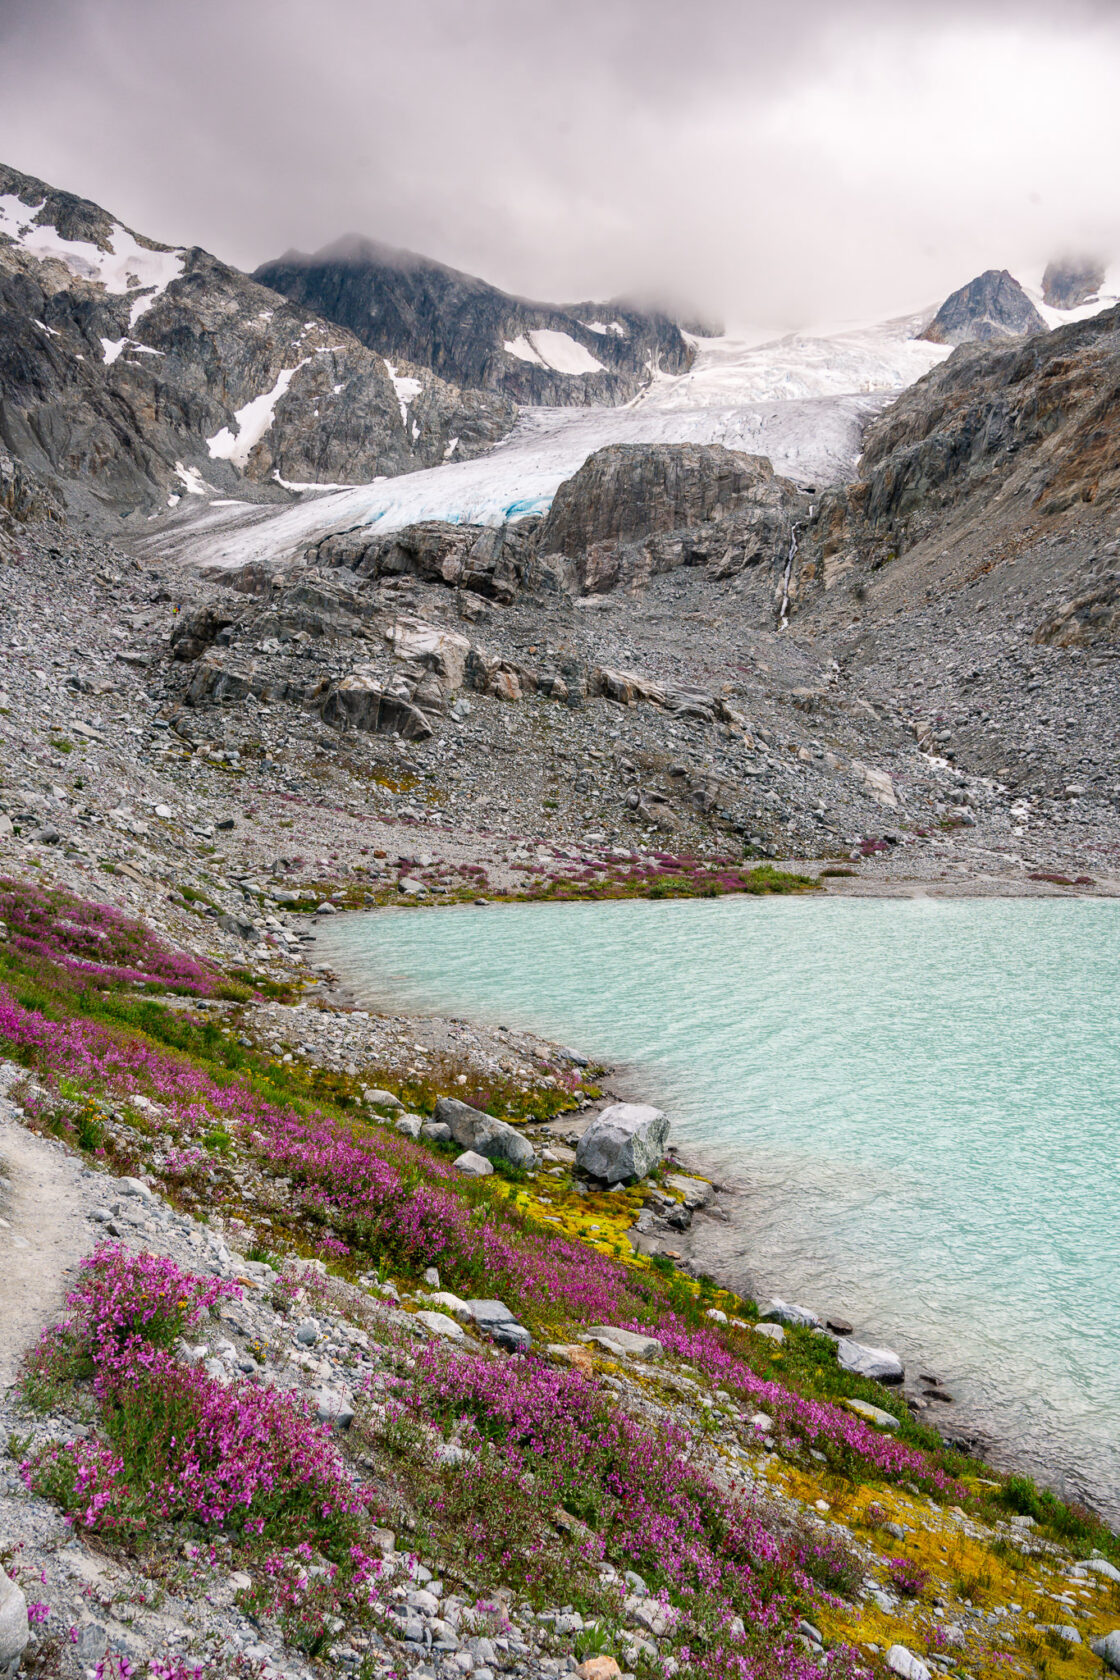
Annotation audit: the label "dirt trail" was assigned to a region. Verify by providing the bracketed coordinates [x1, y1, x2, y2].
[0, 1098, 95, 1389]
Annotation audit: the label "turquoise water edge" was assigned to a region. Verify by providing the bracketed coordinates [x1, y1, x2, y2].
[320, 897, 1120, 1518]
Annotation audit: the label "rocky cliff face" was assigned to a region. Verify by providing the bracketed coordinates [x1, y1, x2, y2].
[537, 443, 805, 596]
[919, 269, 1047, 346]
[253, 236, 694, 407]
[0, 164, 515, 518]
[796, 303, 1120, 616]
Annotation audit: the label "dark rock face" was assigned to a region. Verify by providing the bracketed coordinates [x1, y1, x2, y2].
[0, 162, 514, 518]
[800, 303, 1120, 600]
[537, 443, 804, 595]
[253, 236, 693, 407]
[919, 269, 1047, 346]
[308, 518, 542, 605]
[1042, 256, 1106, 310]
[170, 606, 237, 662]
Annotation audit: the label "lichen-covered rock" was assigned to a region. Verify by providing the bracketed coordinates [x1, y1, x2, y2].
[575, 1102, 669, 1183]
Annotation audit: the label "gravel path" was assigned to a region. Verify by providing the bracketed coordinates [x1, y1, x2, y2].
[0, 1090, 95, 1389]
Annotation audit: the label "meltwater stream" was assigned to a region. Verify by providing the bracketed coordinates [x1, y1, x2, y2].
[319, 896, 1120, 1518]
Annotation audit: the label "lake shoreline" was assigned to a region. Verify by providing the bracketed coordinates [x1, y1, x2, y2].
[313, 898, 1120, 1529]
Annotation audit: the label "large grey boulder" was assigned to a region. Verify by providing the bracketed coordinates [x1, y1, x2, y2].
[434, 1097, 536, 1170]
[837, 1337, 905, 1384]
[585, 1326, 663, 1359]
[0, 1564, 28, 1668]
[575, 1102, 669, 1183]
[1091, 1631, 1120, 1672]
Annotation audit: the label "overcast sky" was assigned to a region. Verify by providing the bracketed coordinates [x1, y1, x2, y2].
[2, 0, 1119, 331]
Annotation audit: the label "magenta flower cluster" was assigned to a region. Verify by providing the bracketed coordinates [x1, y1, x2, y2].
[0, 878, 223, 995]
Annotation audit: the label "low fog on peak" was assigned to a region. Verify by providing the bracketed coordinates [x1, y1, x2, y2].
[1, 0, 1119, 331]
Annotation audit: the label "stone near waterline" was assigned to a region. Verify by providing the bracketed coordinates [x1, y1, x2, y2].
[0, 1564, 28, 1668]
[435, 1096, 536, 1169]
[453, 1150, 493, 1176]
[575, 1102, 669, 1184]
[415, 1310, 466, 1342]
[826, 1315, 854, 1336]
[837, 1337, 905, 1384]
[584, 1325, 664, 1359]
[420, 1120, 452, 1142]
[399, 877, 427, 897]
[665, 1172, 713, 1208]
[395, 1113, 423, 1139]
[764, 1297, 821, 1329]
[843, 1397, 901, 1431]
[752, 1321, 785, 1344]
[1086, 1558, 1120, 1585]
[1091, 1631, 1120, 1672]
[887, 1645, 931, 1680]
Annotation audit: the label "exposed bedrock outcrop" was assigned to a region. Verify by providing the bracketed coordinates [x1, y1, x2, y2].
[536, 442, 806, 596]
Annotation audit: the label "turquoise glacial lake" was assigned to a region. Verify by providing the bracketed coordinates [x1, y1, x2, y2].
[320, 897, 1120, 1517]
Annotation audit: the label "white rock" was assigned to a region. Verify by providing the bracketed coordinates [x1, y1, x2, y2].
[752, 1321, 785, 1343]
[0, 1565, 28, 1667]
[453, 1150, 493, 1176]
[843, 1398, 900, 1430]
[1086, 1558, 1120, 1585]
[415, 1310, 465, 1341]
[428, 1291, 472, 1320]
[575, 1102, 669, 1184]
[584, 1325, 663, 1359]
[837, 1337, 904, 1383]
[705, 1308, 728, 1324]
[887, 1645, 931, 1680]
[118, 1175, 153, 1200]
[765, 1297, 820, 1328]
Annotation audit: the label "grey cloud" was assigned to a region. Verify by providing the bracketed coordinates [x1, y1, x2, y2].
[1, 0, 1118, 329]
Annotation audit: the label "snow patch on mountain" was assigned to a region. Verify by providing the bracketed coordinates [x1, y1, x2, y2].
[0, 193, 184, 322]
[206, 363, 307, 471]
[384, 360, 422, 426]
[504, 329, 606, 375]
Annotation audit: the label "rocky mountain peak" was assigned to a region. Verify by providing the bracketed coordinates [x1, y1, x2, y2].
[0, 160, 514, 521]
[253, 238, 694, 408]
[919, 268, 1047, 345]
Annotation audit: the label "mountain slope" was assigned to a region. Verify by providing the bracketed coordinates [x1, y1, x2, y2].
[253, 235, 694, 407]
[0, 164, 515, 518]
